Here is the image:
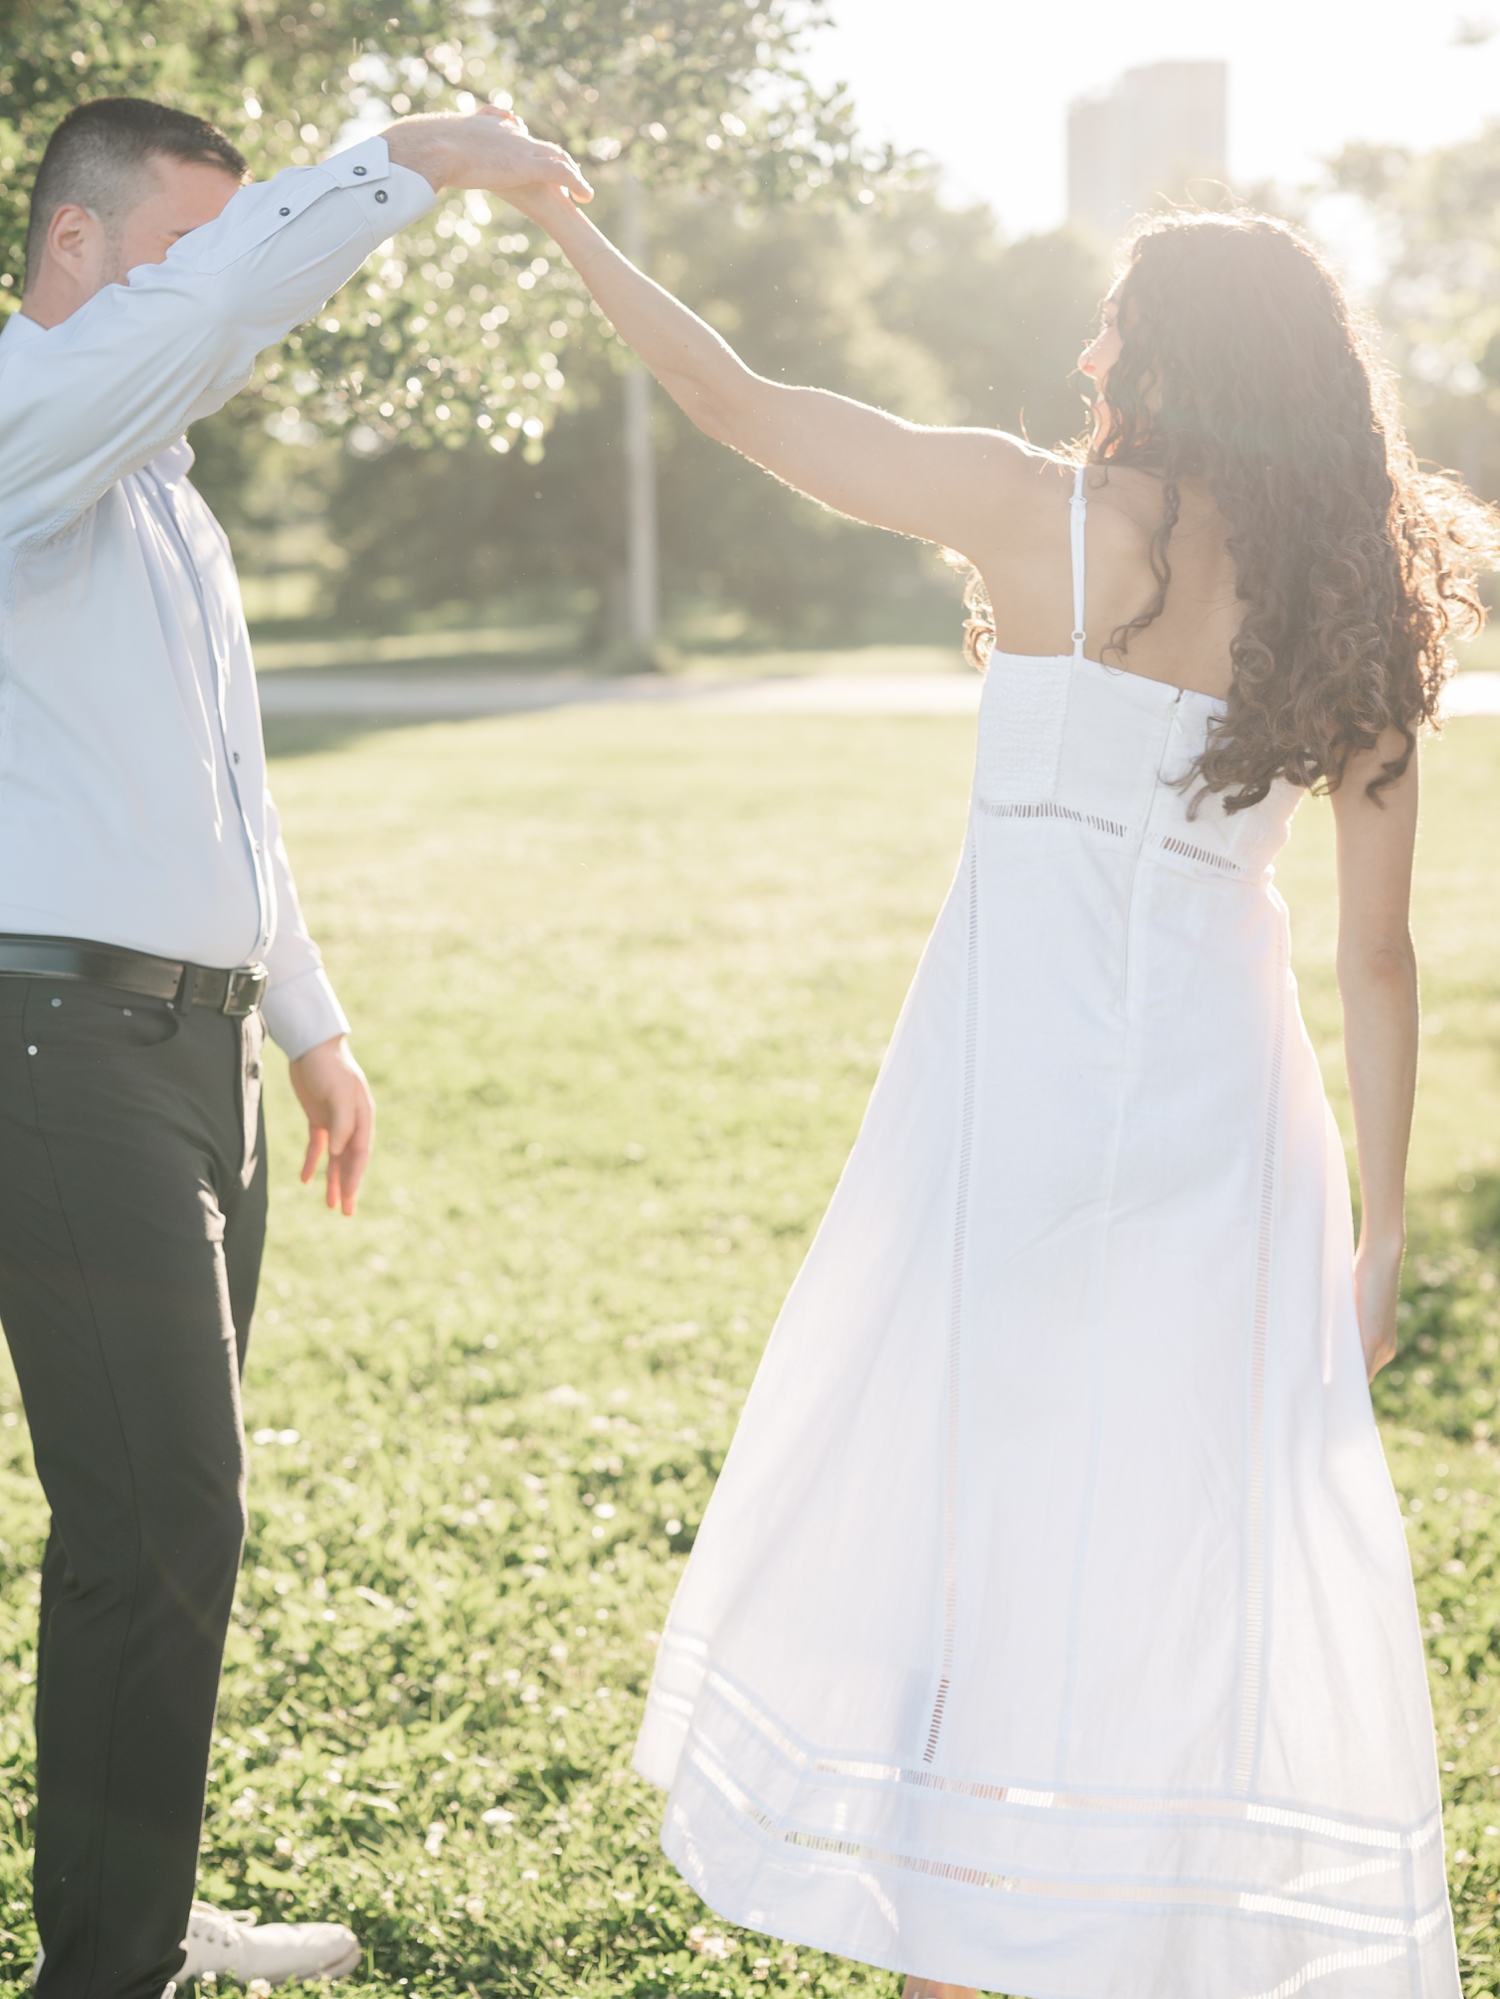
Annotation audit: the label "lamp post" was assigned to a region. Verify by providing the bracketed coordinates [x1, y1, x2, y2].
[619, 170, 659, 663]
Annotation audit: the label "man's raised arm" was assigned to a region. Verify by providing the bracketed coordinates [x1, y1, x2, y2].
[0, 111, 589, 547]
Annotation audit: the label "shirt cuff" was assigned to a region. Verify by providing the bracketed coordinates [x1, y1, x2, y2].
[260, 965, 351, 1060]
[321, 133, 439, 228]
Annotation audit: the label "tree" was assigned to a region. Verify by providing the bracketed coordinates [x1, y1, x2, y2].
[1328, 129, 1500, 497]
[0, 0, 895, 452]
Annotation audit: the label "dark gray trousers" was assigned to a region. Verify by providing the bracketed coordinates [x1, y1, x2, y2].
[0, 976, 266, 1999]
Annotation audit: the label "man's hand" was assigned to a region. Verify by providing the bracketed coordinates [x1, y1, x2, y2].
[288, 1034, 376, 1217]
[385, 106, 593, 203]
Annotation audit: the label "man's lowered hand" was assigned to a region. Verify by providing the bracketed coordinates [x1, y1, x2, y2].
[289, 1034, 376, 1217]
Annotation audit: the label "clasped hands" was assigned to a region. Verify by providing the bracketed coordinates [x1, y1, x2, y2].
[384, 102, 594, 213]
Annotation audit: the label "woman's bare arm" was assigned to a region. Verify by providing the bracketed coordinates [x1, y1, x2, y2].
[500, 181, 1037, 559]
[1330, 730, 1420, 1379]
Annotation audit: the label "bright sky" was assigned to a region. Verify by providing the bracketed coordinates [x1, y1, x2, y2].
[804, 0, 1500, 241]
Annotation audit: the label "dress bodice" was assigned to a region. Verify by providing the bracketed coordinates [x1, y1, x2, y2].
[973, 649, 1301, 884]
[971, 465, 1301, 884]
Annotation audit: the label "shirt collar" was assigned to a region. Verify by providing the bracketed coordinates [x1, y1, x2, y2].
[0, 308, 46, 350]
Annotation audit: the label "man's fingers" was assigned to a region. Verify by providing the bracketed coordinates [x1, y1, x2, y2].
[336, 1107, 375, 1217]
[555, 160, 593, 202]
[300, 1125, 327, 1186]
[500, 132, 593, 200]
[322, 1082, 376, 1218]
[324, 1102, 357, 1211]
[325, 1090, 359, 1163]
[479, 103, 527, 133]
[519, 143, 592, 199]
[534, 161, 592, 202]
[534, 140, 593, 199]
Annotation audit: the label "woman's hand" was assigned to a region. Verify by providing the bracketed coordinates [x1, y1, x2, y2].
[497, 172, 583, 234]
[1354, 1236, 1403, 1381]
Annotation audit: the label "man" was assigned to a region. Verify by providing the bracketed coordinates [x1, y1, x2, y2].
[0, 93, 590, 1999]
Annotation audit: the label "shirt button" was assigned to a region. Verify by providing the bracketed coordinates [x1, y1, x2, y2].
[279, 205, 291, 216]
[375, 189, 388, 204]
[353, 164, 367, 176]
[233, 751, 240, 764]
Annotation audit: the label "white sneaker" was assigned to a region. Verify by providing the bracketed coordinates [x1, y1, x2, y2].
[179, 1902, 361, 1985]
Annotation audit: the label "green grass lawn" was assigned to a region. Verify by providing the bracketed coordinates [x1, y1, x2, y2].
[2, 707, 1500, 1998]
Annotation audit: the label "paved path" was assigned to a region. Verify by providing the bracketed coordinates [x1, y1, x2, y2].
[258, 667, 1500, 723]
[1441, 672, 1500, 717]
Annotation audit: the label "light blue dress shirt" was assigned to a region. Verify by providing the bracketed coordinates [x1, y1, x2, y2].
[0, 135, 435, 1057]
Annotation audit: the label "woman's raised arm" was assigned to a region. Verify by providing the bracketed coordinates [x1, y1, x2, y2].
[1329, 732, 1421, 1380]
[502, 180, 1034, 560]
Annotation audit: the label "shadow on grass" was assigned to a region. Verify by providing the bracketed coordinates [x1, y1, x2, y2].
[263, 713, 565, 757]
[263, 717, 408, 758]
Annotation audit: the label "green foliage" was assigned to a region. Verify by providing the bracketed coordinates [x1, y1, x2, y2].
[1327, 127, 1500, 493]
[0, 0, 895, 444]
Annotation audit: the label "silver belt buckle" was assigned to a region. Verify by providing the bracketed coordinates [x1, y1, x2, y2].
[222, 963, 268, 1015]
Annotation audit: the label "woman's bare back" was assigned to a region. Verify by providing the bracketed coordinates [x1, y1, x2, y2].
[973, 455, 1245, 701]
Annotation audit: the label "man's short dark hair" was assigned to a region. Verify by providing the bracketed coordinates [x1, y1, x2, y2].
[25, 98, 247, 283]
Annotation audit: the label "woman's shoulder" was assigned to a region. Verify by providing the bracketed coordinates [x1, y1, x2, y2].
[989, 439, 1079, 495]
[951, 443, 1196, 573]
[963, 443, 1081, 559]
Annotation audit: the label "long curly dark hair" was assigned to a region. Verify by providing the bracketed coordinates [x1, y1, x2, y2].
[980, 210, 1500, 810]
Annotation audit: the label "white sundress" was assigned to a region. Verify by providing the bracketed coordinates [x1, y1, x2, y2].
[635, 466, 1457, 1999]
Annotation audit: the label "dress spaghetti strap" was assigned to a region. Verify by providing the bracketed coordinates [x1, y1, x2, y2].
[1069, 463, 1087, 661]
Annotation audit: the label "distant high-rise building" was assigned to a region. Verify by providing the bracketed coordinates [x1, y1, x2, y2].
[1068, 62, 1228, 240]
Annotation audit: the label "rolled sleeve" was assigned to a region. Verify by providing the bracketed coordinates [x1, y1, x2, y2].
[185, 136, 435, 277]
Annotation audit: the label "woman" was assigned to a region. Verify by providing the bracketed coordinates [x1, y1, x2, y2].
[500, 164, 1499, 1999]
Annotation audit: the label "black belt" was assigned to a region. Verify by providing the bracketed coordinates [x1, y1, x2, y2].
[0, 935, 268, 1016]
